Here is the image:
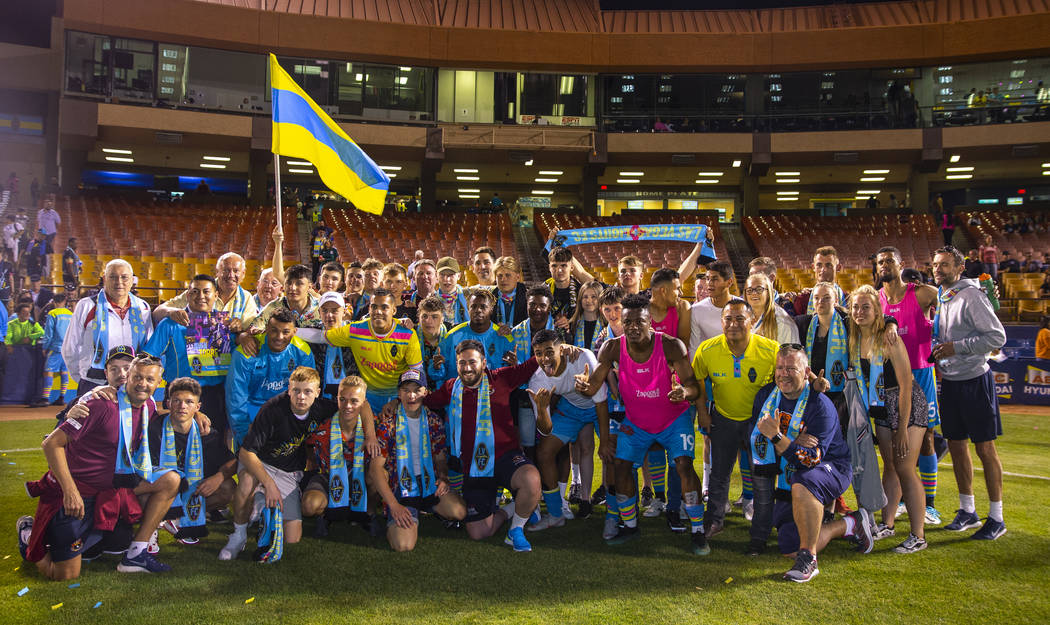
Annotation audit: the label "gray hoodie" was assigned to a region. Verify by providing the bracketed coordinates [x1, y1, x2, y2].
[933, 278, 1006, 381]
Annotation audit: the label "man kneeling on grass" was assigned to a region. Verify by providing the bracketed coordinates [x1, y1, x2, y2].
[371, 369, 466, 551]
[18, 355, 181, 577]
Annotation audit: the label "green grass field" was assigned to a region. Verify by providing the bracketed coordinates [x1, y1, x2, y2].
[1, 412, 1049, 625]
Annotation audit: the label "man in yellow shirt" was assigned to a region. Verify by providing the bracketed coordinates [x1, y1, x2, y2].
[692, 298, 778, 541]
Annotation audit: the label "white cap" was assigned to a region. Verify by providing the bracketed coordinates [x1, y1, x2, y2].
[318, 291, 345, 308]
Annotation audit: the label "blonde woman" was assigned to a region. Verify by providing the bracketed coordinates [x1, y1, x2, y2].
[744, 272, 799, 345]
[848, 285, 928, 554]
[565, 280, 605, 514]
[569, 281, 605, 351]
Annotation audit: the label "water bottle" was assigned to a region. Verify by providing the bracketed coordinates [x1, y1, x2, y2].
[979, 273, 999, 311]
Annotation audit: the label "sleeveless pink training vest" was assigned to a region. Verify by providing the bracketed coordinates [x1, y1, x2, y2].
[651, 305, 680, 339]
[618, 331, 689, 433]
[879, 283, 933, 370]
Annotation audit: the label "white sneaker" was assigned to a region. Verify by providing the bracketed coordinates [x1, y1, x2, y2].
[895, 502, 906, 519]
[561, 501, 575, 521]
[742, 499, 754, 522]
[603, 516, 620, 540]
[643, 498, 666, 517]
[147, 529, 160, 555]
[526, 514, 566, 532]
[733, 494, 745, 507]
[218, 533, 246, 561]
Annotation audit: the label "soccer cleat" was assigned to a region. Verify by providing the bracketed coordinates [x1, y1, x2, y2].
[895, 502, 906, 519]
[577, 501, 593, 520]
[745, 538, 766, 556]
[944, 509, 982, 532]
[147, 530, 160, 554]
[526, 514, 566, 532]
[784, 549, 819, 582]
[691, 531, 711, 556]
[590, 485, 607, 506]
[643, 498, 665, 518]
[892, 533, 928, 554]
[971, 518, 1007, 541]
[851, 509, 875, 555]
[605, 525, 640, 546]
[117, 550, 172, 573]
[742, 499, 754, 522]
[664, 509, 687, 533]
[872, 523, 895, 541]
[17, 515, 33, 560]
[161, 519, 200, 545]
[528, 508, 541, 525]
[640, 487, 654, 510]
[602, 516, 621, 541]
[568, 483, 582, 505]
[706, 519, 724, 538]
[561, 500, 575, 521]
[504, 527, 532, 552]
[218, 533, 246, 561]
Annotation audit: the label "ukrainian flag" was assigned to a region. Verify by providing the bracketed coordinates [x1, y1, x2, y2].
[269, 53, 390, 215]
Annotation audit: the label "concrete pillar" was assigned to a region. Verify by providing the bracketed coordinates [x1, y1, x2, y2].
[421, 159, 440, 213]
[739, 173, 759, 220]
[582, 164, 604, 216]
[249, 148, 269, 207]
[908, 169, 930, 215]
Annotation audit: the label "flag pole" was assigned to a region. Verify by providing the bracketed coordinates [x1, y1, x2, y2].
[273, 153, 283, 235]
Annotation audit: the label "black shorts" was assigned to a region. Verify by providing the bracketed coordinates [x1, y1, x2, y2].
[462, 449, 534, 523]
[43, 496, 131, 562]
[939, 371, 1003, 443]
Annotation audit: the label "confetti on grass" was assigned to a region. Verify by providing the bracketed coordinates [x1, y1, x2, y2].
[724, 577, 733, 584]
[245, 597, 255, 604]
[94, 602, 103, 609]
[3, 555, 9, 559]
[17, 587, 29, 596]
[52, 602, 63, 610]
[68, 583, 80, 589]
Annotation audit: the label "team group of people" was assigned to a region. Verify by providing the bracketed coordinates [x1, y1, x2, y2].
[14, 227, 1008, 583]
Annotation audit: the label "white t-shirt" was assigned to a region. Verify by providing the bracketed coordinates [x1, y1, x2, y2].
[528, 348, 607, 411]
[690, 297, 725, 357]
[405, 414, 422, 477]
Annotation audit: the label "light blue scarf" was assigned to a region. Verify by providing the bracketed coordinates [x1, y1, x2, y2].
[750, 384, 810, 492]
[395, 405, 437, 499]
[256, 506, 283, 563]
[512, 316, 554, 364]
[449, 375, 494, 478]
[92, 290, 148, 368]
[806, 313, 848, 393]
[851, 347, 885, 408]
[573, 317, 603, 351]
[227, 286, 251, 320]
[115, 390, 156, 482]
[328, 415, 367, 514]
[158, 415, 206, 531]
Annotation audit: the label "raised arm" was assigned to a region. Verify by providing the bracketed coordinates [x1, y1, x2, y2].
[271, 227, 286, 286]
[574, 339, 616, 397]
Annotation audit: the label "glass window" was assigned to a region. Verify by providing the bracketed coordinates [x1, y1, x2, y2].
[361, 64, 431, 114]
[110, 38, 155, 101]
[276, 57, 331, 108]
[184, 46, 266, 112]
[156, 44, 187, 101]
[521, 73, 589, 117]
[65, 31, 109, 95]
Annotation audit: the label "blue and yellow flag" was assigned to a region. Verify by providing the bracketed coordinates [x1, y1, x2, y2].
[269, 54, 389, 215]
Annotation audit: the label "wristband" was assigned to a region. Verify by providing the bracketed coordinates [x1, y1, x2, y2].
[770, 432, 783, 444]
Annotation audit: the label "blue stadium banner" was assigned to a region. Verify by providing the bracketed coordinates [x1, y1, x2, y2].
[546, 223, 716, 261]
[987, 358, 1050, 406]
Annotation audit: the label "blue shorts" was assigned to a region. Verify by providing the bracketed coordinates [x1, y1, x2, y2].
[366, 391, 397, 417]
[774, 461, 851, 554]
[45, 352, 68, 374]
[912, 367, 940, 427]
[615, 409, 695, 465]
[550, 401, 598, 444]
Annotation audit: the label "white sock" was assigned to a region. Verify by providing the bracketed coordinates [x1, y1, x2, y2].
[989, 501, 1003, 523]
[702, 463, 711, 493]
[558, 481, 568, 505]
[510, 513, 529, 530]
[960, 494, 976, 514]
[232, 522, 248, 540]
[127, 540, 148, 558]
[570, 464, 581, 485]
[500, 501, 516, 519]
[843, 514, 856, 537]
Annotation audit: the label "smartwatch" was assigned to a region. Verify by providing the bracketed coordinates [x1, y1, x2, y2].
[770, 432, 784, 444]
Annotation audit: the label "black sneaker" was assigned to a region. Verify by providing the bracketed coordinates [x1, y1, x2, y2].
[577, 501, 593, 520]
[443, 518, 463, 531]
[971, 518, 1006, 541]
[50, 398, 65, 406]
[29, 398, 49, 408]
[745, 538, 766, 556]
[208, 509, 231, 524]
[590, 485, 607, 506]
[944, 509, 982, 532]
[16, 515, 32, 560]
[568, 483, 582, 505]
[691, 531, 711, 556]
[784, 549, 819, 582]
[605, 524, 640, 546]
[640, 487, 654, 510]
[313, 516, 330, 538]
[665, 509, 687, 533]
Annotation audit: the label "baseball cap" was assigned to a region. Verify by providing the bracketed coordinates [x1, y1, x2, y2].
[398, 368, 426, 388]
[105, 345, 136, 365]
[318, 291, 345, 308]
[435, 257, 461, 274]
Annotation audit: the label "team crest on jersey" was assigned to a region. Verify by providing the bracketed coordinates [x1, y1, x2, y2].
[390, 344, 398, 357]
[350, 478, 363, 506]
[748, 367, 757, 383]
[474, 443, 490, 472]
[288, 359, 296, 372]
[187, 494, 203, 519]
[831, 361, 845, 386]
[331, 475, 345, 502]
[70, 538, 83, 552]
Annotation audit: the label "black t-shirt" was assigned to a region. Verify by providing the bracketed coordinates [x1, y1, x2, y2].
[241, 393, 337, 473]
[62, 248, 79, 281]
[550, 279, 580, 322]
[148, 416, 235, 479]
[583, 319, 598, 348]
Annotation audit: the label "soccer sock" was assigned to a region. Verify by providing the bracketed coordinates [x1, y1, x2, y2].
[570, 463, 581, 486]
[918, 453, 938, 507]
[960, 494, 976, 514]
[448, 470, 463, 494]
[702, 462, 711, 494]
[500, 500, 516, 519]
[41, 373, 53, 400]
[683, 491, 704, 534]
[557, 481, 568, 507]
[605, 487, 619, 521]
[647, 450, 666, 501]
[738, 448, 753, 501]
[616, 493, 638, 528]
[232, 522, 248, 540]
[510, 514, 529, 531]
[127, 541, 148, 558]
[989, 501, 1004, 523]
[542, 488, 564, 518]
[843, 514, 857, 537]
[59, 373, 69, 395]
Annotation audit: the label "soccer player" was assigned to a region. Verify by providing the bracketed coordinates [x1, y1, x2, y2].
[509, 287, 556, 459]
[491, 256, 528, 327]
[574, 294, 710, 555]
[247, 264, 322, 337]
[689, 261, 734, 357]
[435, 257, 470, 327]
[693, 299, 778, 541]
[526, 329, 608, 530]
[148, 377, 236, 544]
[752, 345, 874, 582]
[153, 252, 258, 327]
[545, 246, 581, 337]
[143, 274, 235, 433]
[62, 259, 154, 397]
[35, 292, 72, 407]
[876, 246, 944, 525]
[930, 246, 1008, 540]
[19, 355, 179, 578]
[311, 291, 358, 400]
[225, 309, 315, 447]
[421, 339, 543, 552]
[219, 367, 339, 560]
[372, 369, 466, 551]
[471, 246, 497, 288]
[439, 290, 513, 374]
[591, 286, 625, 536]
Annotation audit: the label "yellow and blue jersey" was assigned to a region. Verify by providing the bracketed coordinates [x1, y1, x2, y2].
[692, 334, 778, 421]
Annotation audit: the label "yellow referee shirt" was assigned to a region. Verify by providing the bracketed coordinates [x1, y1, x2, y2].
[325, 319, 422, 395]
[692, 333, 778, 421]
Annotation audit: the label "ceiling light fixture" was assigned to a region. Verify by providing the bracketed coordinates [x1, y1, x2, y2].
[105, 156, 134, 162]
[619, 171, 644, 176]
[862, 169, 889, 174]
[946, 166, 974, 172]
[859, 177, 885, 182]
[379, 165, 402, 171]
[945, 174, 973, 180]
[456, 176, 480, 181]
[202, 156, 231, 162]
[532, 190, 554, 195]
[696, 172, 724, 177]
[458, 189, 480, 193]
[524, 159, 534, 166]
[732, 160, 742, 167]
[534, 178, 559, 183]
[775, 171, 801, 176]
[776, 197, 796, 202]
[949, 154, 961, 163]
[694, 179, 719, 184]
[287, 160, 312, 166]
[538, 170, 563, 175]
[287, 168, 313, 173]
[776, 191, 799, 195]
[616, 179, 641, 183]
[856, 190, 881, 195]
[453, 168, 478, 173]
[776, 178, 800, 183]
[200, 163, 227, 169]
[459, 194, 479, 199]
[102, 148, 133, 155]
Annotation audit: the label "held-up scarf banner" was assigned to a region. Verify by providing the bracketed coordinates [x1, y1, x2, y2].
[185, 311, 233, 377]
[806, 313, 848, 393]
[750, 384, 810, 492]
[158, 416, 207, 537]
[91, 291, 149, 368]
[395, 405, 437, 500]
[328, 415, 367, 516]
[449, 375, 494, 478]
[545, 224, 716, 263]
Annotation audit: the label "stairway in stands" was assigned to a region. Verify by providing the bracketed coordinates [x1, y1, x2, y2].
[514, 225, 549, 283]
[719, 223, 756, 290]
[296, 218, 311, 264]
